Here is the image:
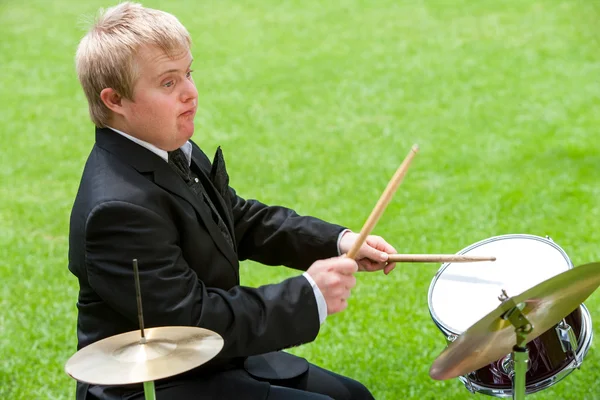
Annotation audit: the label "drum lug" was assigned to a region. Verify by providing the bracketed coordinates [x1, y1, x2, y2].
[545, 235, 554, 242]
[500, 353, 530, 377]
[501, 354, 514, 377]
[556, 320, 579, 363]
[446, 334, 458, 344]
[463, 375, 477, 393]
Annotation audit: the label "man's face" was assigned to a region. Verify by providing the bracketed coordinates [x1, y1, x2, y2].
[120, 45, 198, 151]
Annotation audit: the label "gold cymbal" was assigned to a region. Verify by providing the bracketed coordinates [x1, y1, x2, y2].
[430, 262, 600, 381]
[65, 326, 224, 385]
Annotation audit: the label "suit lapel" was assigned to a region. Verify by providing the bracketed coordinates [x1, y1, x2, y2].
[152, 168, 238, 266]
[189, 155, 235, 240]
[95, 128, 238, 272]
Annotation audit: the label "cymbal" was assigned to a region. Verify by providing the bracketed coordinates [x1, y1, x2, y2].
[430, 262, 600, 381]
[65, 326, 224, 385]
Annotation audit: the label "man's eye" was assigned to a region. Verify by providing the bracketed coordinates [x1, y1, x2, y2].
[163, 80, 174, 88]
[186, 70, 194, 78]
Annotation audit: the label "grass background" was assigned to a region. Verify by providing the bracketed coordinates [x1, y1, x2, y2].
[1, 0, 600, 398]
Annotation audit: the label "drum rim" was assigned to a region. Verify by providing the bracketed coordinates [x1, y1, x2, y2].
[427, 233, 573, 336]
[457, 303, 593, 396]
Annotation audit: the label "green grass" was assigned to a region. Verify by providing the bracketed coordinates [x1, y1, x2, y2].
[1, 0, 600, 398]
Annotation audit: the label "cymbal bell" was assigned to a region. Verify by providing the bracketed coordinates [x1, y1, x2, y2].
[65, 326, 224, 385]
[430, 262, 600, 381]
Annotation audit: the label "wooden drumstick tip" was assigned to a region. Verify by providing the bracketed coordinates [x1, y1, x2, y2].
[345, 144, 419, 260]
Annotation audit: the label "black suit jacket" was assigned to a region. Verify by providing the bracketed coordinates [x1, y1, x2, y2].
[68, 128, 345, 399]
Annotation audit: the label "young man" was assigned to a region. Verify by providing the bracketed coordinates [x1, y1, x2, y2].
[69, 3, 397, 399]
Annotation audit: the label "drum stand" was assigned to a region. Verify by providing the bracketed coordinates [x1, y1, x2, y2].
[499, 291, 533, 400]
[143, 381, 156, 400]
[65, 258, 225, 400]
[134, 259, 157, 400]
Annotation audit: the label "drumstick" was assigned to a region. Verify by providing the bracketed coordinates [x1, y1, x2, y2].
[388, 254, 496, 263]
[346, 144, 419, 260]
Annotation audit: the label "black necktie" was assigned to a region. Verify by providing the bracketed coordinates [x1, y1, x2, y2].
[168, 148, 193, 183]
[168, 148, 234, 249]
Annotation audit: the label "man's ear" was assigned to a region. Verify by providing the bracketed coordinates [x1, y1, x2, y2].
[100, 88, 126, 116]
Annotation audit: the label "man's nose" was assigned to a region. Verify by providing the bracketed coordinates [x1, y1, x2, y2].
[181, 78, 198, 103]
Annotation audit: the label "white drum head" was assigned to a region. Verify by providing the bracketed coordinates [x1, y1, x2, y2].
[428, 234, 572, 334]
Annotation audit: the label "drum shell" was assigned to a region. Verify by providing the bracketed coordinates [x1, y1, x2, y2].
[428, 234, 594, 397]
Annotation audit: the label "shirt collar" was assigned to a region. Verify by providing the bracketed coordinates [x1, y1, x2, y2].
[107, 126, 192, 166]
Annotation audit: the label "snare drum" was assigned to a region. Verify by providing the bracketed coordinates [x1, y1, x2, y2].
[428, 234, 593, 397]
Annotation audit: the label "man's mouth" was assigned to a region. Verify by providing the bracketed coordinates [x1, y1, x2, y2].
[180, 108, 196, 117]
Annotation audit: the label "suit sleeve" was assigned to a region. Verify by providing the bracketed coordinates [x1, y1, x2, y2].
[228, 188, 346, 270]
[84, 200, 319, 358]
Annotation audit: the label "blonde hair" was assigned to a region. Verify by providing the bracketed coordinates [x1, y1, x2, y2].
[76, 2, 191, 127]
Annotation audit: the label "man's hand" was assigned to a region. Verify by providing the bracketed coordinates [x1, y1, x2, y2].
[339, 231, 397, 274]
[306, 256, 358, 315]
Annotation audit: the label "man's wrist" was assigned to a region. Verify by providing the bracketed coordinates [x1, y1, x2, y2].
[336, 229, 351, 255]
[302, 272, 327, 324]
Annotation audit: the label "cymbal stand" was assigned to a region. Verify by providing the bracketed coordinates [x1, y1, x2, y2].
[143, 382, 156, 400]
[498, 290, 533, 400]
[133, 259, 157, 400]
